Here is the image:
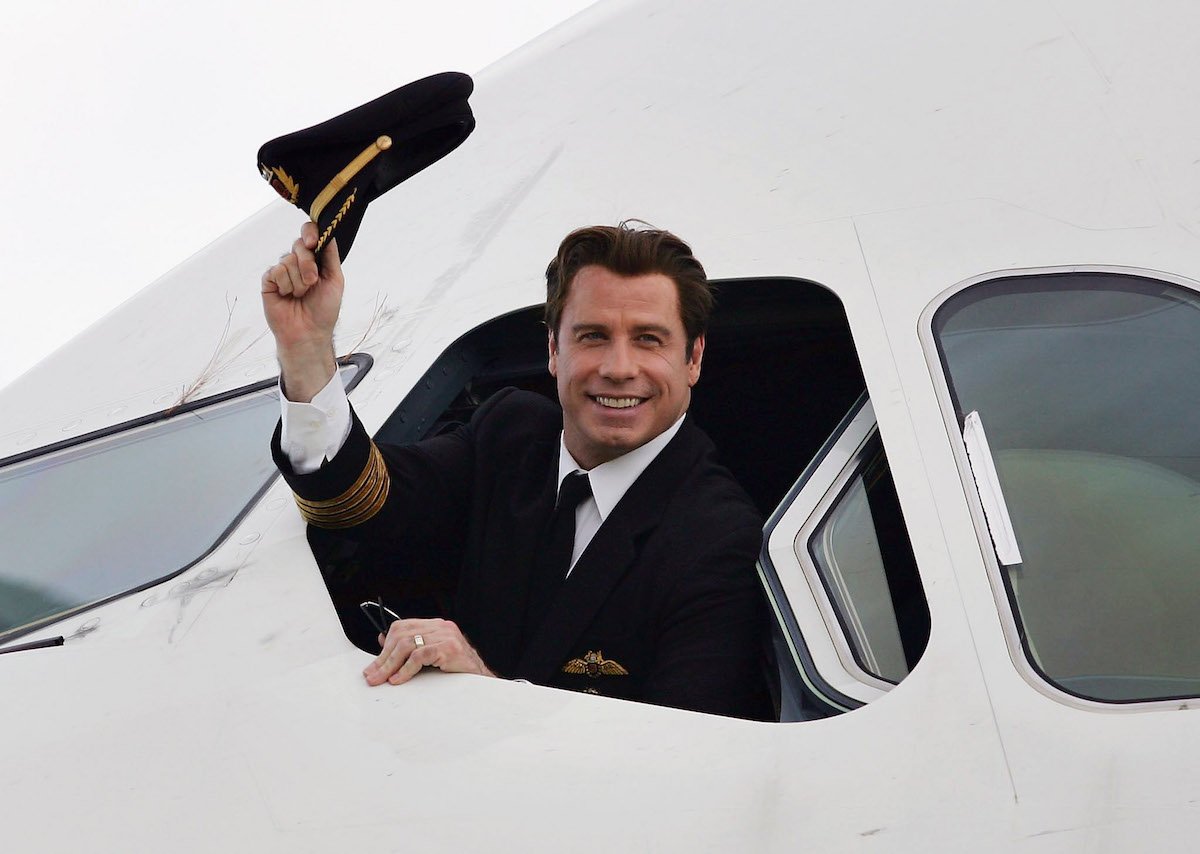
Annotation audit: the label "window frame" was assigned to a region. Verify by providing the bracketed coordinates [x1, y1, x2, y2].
[918, 264, 1200, 712]
[760, 394, 916, 710]
[0, 354, 371, 646]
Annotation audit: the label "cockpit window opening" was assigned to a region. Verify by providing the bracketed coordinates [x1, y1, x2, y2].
[931, 270, 1200, 704]
[0, 356, 370, 645]
[306, 280, 878, 722]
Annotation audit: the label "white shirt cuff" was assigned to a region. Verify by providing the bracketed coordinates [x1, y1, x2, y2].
[279, 372, 353, 474]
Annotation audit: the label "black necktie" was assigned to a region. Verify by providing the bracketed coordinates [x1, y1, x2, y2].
[547, 471, 593, 577]
[523, 471, 592, 640]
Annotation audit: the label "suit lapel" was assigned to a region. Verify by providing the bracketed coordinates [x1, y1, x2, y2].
[515, 419, 707, 682]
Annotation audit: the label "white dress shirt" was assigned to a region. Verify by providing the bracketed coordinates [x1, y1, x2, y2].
[278, 372, 353, 475]
[555, 415, 684, 575]
[279, 375, 685, 572]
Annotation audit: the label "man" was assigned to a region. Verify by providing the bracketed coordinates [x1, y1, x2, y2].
[263, 221, 772, 719]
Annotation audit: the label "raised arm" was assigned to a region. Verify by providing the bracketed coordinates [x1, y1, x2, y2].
[261, 221, 344, 402]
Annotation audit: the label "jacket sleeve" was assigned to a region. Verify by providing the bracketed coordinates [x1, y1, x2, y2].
[269, 387, 532, 551]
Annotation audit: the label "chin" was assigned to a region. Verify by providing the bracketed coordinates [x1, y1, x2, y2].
[577, 432, 636, 464]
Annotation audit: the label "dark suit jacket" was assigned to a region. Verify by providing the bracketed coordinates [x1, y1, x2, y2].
[273, 388, 771, 720]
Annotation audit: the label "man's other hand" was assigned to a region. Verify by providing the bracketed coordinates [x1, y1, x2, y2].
[364, 618, 497, 686]
[261, 221, 344, 402]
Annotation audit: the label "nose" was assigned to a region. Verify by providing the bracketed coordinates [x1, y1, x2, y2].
[600, 337, 638, 381]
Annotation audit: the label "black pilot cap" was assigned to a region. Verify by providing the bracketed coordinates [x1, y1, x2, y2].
[257, 72, 475, 262]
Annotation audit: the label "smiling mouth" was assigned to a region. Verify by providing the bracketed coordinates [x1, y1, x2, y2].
[591, 395, 644, 409]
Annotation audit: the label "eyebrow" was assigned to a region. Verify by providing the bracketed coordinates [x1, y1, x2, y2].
[632, 324, 674, 337]
[568, 323, 674, 337]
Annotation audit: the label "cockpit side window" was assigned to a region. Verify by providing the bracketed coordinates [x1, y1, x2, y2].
[0, 358, 368, 644]
[806, 433, 928, 684]
[932, 271, 1200, 704]
[760, 396, 930, 719]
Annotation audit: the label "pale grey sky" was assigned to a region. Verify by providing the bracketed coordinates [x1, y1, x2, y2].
[0, 0, 595, 392]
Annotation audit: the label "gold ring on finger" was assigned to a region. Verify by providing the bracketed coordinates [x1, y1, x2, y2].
[413, 634, 425, 648]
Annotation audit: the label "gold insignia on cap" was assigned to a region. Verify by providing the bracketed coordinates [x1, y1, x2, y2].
[292, 441, 390, 529]
[315, 190, 356, 254]
[562, 650, 629, 678]
[309, 135, 392, 224]
[261, 165, 301, 204]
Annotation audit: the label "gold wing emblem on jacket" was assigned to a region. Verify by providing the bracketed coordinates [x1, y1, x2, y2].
[562, 650, 629, 678]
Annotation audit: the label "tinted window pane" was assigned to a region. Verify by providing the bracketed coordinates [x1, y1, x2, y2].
[0, 389, 281, 638]
[806, 440, 928, 684]
[935, 273, 1200, 702]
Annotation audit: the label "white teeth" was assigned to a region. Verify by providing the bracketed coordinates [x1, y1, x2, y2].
[595, 396, 641, 409]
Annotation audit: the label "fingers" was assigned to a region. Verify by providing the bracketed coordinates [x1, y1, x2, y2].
[294, 234, 321, 291]
[363, 618, 490, 686]
[301, 220, 319, 249]
[390, 643, 437, 685]
[261, 254, 307, 298]
[363, 618, 434, 685]
[388, 626, 467, 685]
[261, 225, 322, 298]
[363, 620, 419, 685]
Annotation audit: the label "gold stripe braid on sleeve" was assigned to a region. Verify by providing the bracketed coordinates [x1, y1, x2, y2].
[292, 441, 391, 529]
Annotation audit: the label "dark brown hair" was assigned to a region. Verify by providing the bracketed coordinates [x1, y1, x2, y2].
[545, 222, 713, 357]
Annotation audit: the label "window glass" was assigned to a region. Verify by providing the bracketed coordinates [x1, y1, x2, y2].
[934, 273, 1200, 702]
[805, 438, 928, 684]
[0, 364, 363, 640]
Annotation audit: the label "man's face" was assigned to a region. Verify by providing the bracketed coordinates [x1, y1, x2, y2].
[548, 265, 704, 470]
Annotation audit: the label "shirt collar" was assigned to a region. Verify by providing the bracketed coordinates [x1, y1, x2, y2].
[557, 413, 687, 520]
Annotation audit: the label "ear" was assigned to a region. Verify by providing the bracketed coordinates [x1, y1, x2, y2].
[686, 334, 705, 387]
[547, 328, 559, 377]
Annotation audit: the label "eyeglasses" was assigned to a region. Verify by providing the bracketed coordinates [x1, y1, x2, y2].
[359, 597, 401, 636]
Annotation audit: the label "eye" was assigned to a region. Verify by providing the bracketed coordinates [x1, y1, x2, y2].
[637, 333, 663, 345]
[577, 330, 605, 342]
